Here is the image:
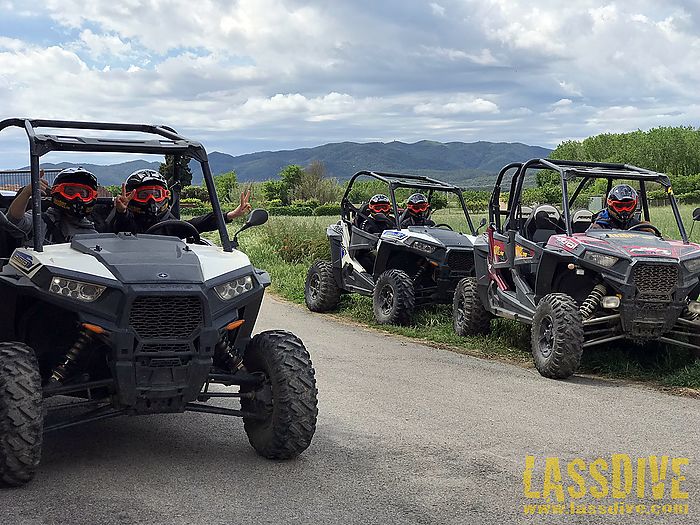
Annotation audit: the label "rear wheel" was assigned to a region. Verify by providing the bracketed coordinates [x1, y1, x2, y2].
[241, 331, 317, 459]
[372, 269, 415, 325]
[0, 342, 43, 487]
[305, 260, 341, 312]
[453, 277, 491, 336]
[531, 294, 584, 379]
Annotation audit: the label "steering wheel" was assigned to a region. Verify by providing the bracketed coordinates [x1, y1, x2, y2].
[627, 222, 662, 237]
[434, 223, 453, 230]
[145, 219, 201, 243]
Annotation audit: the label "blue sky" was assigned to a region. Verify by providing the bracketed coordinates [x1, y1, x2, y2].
[1, 0, 699, 168]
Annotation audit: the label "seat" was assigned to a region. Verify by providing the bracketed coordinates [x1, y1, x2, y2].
[572, 209, 593, 233]
[523, 204, 562, 244]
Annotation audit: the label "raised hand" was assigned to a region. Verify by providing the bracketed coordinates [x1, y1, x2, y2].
[114, 183, 135, 213]
[226, 189, 252, 220]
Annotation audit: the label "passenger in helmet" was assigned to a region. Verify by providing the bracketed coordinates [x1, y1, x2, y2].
[361, 194, 395, 234]
[400, 193, 435, 227]
[6, 167, 98, 244]
[109, 169, 251, 234]
[590, 184, 655, 232]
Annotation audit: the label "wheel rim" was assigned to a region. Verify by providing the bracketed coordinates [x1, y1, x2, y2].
[308, 272, 320, 300]
[379, 284, 395, 316]
[455, 295, 465, 326]
[538, 315, 554, 358]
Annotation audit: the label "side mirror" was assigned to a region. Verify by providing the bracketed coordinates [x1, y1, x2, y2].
[693, 207, 700, 221]
[245, 208, 269, 228]
[475, 217, 487, 233]
[232, 208, 269, 249]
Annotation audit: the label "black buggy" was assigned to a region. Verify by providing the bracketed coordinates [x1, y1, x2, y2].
[453, 158, 700, 378]
[305, 170, 481, 324]
[0, 118, 318, 486]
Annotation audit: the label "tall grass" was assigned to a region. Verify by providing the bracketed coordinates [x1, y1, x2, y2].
[221, 207, 700, 390]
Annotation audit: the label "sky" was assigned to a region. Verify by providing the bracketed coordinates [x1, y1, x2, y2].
[1, 0, 699, 168]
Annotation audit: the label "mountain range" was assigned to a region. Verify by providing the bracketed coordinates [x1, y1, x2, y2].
[20, 140, 552, 188]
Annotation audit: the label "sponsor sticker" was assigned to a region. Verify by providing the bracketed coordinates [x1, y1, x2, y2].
[381, 230, 408, 240]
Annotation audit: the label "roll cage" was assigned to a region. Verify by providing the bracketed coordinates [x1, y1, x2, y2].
[0, 118, 233, 252]
[490, 158, 689, 243]
[340, 170, 476, 234]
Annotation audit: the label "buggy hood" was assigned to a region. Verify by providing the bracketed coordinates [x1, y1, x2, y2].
[547, 229, 700, 261]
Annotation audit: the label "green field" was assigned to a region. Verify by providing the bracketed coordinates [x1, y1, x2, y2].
[219, 205, 700, 391]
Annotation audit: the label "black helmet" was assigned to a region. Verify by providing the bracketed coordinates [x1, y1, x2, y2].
[368, 194, 391, 214]
[50, 167, 98, 217]
[406, 193, 430, 215]
[124, 169, 170, 223]
[607, 184, 638, 223]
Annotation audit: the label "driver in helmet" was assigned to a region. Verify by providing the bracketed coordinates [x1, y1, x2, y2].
[400, 193, 435, 227]
[361, 194, 395, 234]
[6, 167, 98, 243]
[108, 169, 250, 234]
[589, 184, 655, 232]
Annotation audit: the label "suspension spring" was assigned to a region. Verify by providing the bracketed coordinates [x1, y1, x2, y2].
[413, 263, 427, 285]
[215, 336, 244, 372]
[50, 328, 94, 384]
[579, 284, 607, 320]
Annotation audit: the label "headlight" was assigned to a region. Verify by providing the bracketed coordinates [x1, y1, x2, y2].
[49, 277, 105, 302]
[412, 240, 437, 254]
[215, 275, 254, 300]
[684, 257, 700, 274]
[584, 252, 619, 268]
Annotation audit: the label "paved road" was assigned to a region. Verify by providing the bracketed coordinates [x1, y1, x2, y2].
[1, 296, 698, 525]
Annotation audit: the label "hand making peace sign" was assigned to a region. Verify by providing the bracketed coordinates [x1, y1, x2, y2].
[114, 183, 136, 214]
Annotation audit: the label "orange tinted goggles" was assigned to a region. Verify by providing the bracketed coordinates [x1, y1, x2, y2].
[52, 183, 98, 202]
[132, 185, 170, 203]
[608, 199, 636, 213]
[408, 202, 429, 213]
[369, 203, 391, 213]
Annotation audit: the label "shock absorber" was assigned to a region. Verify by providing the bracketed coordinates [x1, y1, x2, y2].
[579, 284, 607, 320]
[49, 328, 94, 385]
[413, 262, 428, 285]
[214, 335, 244, 372]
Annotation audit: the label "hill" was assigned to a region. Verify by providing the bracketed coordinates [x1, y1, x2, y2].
[22, 140, 551, 188]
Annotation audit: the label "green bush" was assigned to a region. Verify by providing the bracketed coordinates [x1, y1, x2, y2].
[269, 205, 314, 216]
[313, 204, 341, 216]
[181, 185, 210, 202]
[180, 197, 204, 206]
[183, 206, 213, 217]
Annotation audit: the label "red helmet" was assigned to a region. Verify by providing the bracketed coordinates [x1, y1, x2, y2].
[607, 184, 638, 223]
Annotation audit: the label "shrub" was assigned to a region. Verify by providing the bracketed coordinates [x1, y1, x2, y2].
[181, 185, 210, 202]
[180, 197, 204, 207]
[269, 206, 314, 216]
[182, 206, 213, 217]
[313, 204, 341, 216]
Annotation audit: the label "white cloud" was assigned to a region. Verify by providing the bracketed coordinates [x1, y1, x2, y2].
[430, 3, 445, 17]
[414, 96, 499, 116]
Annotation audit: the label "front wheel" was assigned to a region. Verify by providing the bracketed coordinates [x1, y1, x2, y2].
[372, 269, 415, 325]
[531, 294, 584, 379]
[453, 277, 492, 336]
[305, 260, 341, 312]
[0, 342, 43, 487]
[241, 331, 318, 459]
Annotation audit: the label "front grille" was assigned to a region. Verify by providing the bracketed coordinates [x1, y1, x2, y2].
[633, 264, 678, 300]
[129, 296, 203, 339]
[141, 343, 191, 353]
[447, 250, 474, 273]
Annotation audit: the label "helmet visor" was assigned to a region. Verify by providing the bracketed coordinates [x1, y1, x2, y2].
[132, 185, 170, 203]
[52, 183, 97, 203]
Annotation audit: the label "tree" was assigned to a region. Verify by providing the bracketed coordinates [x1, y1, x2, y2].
[159, 155, 193, 188]
[261, 179, 284, 202]
[278, 165, 304, 204]
[292, 161, 340, 204]
[213, 171, 239, 204]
